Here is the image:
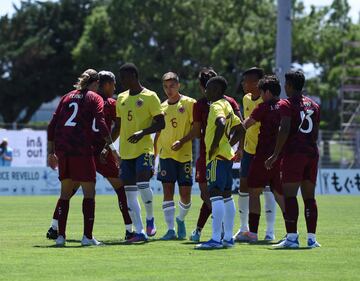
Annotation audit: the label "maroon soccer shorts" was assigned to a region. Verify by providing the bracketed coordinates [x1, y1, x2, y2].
[95, 152, 119, 178]
[281, 153, 319, 184]
[58, 155, 96, 182]
[247, 155, 282, 195]
[195, 155, 207, 184]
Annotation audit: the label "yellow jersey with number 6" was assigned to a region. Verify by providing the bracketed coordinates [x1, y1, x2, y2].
[116, 88, 162, 159]
[243, 93, 262, 154]
[157, 95, 196, 163]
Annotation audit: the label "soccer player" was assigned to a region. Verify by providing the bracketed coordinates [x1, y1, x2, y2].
[155, 72, 196, 240]
[47, 69, 120, 246]
[234, 67, 278, 242]
[242, 75, 285, 242]
[115, 63, 165, 242]
[265, 70, 321, 248]
[46, 71, 134, 242]
[189, 68, 241, 242]
[195, 76, 242, 249]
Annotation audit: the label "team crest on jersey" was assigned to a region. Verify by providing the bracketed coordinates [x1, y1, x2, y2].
[178, 106, 185, 113]
[161, 170, 167, 177]
[136, 99, 144, 107]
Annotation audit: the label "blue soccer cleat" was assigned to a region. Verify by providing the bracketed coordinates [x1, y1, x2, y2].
[161, 229, 177, 240]
[308, 239, 321, 248]
[189, 229, 201, 242]
[222, 238, 235, 248]
[146, 218, 157, 237]
[127, 233, 148, 243]
[195, 239, 223, 250]
[176, 217, 186, 240]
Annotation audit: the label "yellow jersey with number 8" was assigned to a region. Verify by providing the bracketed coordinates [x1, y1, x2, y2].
[157, 95, 196, 163]
[116, 88, 162, 159]
[243, 93, 262, 154]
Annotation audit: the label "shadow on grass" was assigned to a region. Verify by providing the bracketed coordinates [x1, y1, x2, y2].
[33, 245, 83, 249]
[270, 247, 312, 251]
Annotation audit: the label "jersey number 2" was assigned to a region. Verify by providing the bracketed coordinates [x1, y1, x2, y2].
[299, 110, 314, 134]
[64, 102, 78, 127]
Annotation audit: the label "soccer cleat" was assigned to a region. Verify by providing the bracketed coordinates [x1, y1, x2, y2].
[222, 238, 235, 248]
[246, 232, 258, 243]
[189, 229, 201, 242]
[308, 239, 321, 248]
[264, 233, 275, 241]
[233, 230, 250, 242]
[195, 239, 223, 250]
[127, 233, 148, 243]
[161, 229, 177, 240]
[46, 227, 58, 240]
[146, 218, 157, 237]
[176, 217, 186, 240]
[125, 230, 136, 241]
[55, 235, 66, 246]
[273, 236, 299, 249]
[81, 236, 102, 246]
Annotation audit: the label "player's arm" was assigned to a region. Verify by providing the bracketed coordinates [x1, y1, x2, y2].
[209, 117, 226, 160]
[154, 131, 160, 158]
[230, 124, 242, 147]
[265, 116, 291, 170]
[111, 117, 121, 141]
[128, 114, 165, 143]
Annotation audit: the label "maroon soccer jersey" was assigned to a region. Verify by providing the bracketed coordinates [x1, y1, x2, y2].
[279, 95, 320, 156]
[47, 90, 109, 156]
[250, 99, 281, 157]
[193, 96, 240, 158]
[92, 96, 116, 154]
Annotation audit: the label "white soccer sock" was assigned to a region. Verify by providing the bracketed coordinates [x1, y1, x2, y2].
[177, 201, 191, 221]
[125, 224, 133, 232]
[125, 185, 144, 234]
[211, 196, 225, 242]
[238, 192, 249, 232]
[162, 201, 175, 230]
[51, 219, 58, 230]
[264, 190, 276, 235]
[137, 182, 154, 220]
[223, 197, 236, 241]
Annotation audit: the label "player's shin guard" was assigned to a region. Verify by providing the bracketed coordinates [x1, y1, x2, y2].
[223, 197, 236, 241]
[57, 199, 69, 238]
[83, 198, 95, 239]
[264, 190, 276, 235]
[304, 198, 318, 234]
[137, 182, 154, 220]
[238, 192, 249, 232]
[196, 202, 212, 230]
[178, 201, 191, 221]
[284, 197, 299, 234]
[210, 196, 225, 242]
[115, 187, 132, 225]
[125, 185, 143, 234]
[162, 201, 175, 230]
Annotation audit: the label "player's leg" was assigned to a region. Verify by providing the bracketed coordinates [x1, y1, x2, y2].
[136, 153, 156, 237]
[263, 186, 277, 240]
[176, 161, 192, 240]
[161, 183, 177, 240]
[248, 187, 263, 242]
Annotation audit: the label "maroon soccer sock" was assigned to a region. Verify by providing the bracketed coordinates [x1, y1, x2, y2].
[284, 197, 299, 233]
[57, 199, 69, 238]
[115, 188, 132, 225]
[83, 198, 95, 239]
[52, 199, 61, 220]
[249, 213, 260, 234]
[304, 198, 318, 234]
[196, 202, 212, 230]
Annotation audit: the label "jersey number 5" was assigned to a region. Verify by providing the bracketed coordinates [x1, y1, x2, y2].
[299, 110, 314, 134]
[64, 102, 78, 127]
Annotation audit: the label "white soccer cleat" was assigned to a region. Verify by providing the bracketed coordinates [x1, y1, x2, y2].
[273, 236, 299, 249]
[55, 235, 66, 247]
[81, 235, 103, 246]
[308, 239, 321, 248]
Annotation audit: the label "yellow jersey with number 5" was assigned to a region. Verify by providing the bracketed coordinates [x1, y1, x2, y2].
[116, 88, 162, 159]
[157, 95, 196, 162]
[243, 93, 262, 154]
[205, 98, 241, 164]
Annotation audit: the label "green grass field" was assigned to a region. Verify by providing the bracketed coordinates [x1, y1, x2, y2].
[0, 195, 359, 281]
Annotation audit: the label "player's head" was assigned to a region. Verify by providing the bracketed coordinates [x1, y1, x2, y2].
[258, 75, 281, 102]
[205, 76, 228, 102]
[198, 67, 217, 94]
[285, 70, 305, 97]
[73, 69, 99, 92]
[162, 72, 180, 99]
[99, 71, 116, 98]
[242, 67, 264, 94]
[119, 63, 139, 90]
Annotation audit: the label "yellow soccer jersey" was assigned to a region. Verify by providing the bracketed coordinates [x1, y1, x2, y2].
[157, 95, 196, 163]
[116, 88, 162, 159]
[243, 93, 263, 154]
[205, 98, 241, 164]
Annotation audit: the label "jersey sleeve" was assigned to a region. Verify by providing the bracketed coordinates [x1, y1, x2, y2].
[279, 100, 292, 118]
[116, 95, 123, 118]
[47, 95, 66, 141]
[149, 93, 162, 117]
[210, 102, 226, 122]
[250, 104, 265, 122]
[228, 97, 240, 113]
[188, 99, 196, 124]
[92, 95, 110, 138]
[109, 99, 117, 121]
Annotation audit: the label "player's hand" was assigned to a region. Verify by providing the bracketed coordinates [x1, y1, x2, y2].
[100, 148, 109, 164]
[111, 150, 121, 168]
[171, 140, 183, 151]
[233, 148, 243, 162]
[128, 130, 144, 143]
[265, 154, 278, 170]
[47, 153, 58, 170]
